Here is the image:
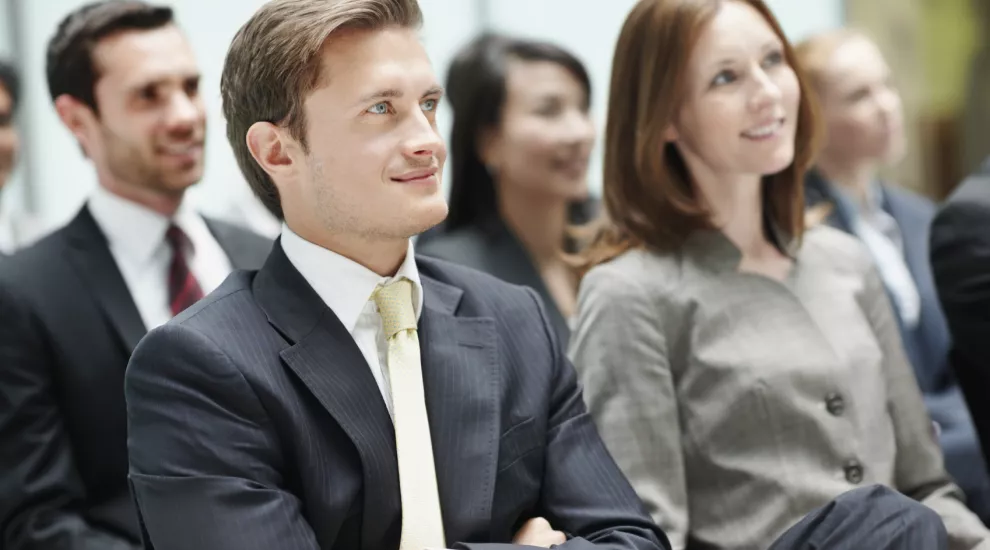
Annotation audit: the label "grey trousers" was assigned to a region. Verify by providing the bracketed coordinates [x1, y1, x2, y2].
[769, 485, 947, 550]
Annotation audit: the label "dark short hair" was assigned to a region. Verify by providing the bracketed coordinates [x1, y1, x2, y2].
[221, 0, 424, 220]
[443, 33, 592, 232]
[0, 60, 20, 113]
[46, 0, 174, 113]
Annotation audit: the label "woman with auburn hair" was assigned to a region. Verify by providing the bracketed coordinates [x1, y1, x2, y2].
[568, 1, 990, 549]
[796, 29, 990, 523]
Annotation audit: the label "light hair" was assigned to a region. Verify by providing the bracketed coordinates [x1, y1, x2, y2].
[221, 0, 423, 219]
[793, 28, 870, 93]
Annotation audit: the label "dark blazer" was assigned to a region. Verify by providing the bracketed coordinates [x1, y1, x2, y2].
[931, 159, 990, 471]
[416, 199, 598, 347]
[124, 242, 670, 550]
[0, 206, 272, 550]
[806, 172, 990, 519]
[417, 217, 572, 345]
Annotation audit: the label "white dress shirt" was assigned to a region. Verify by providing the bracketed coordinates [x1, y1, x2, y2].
[88, 185, 233, 330]
[280, 223, 423, 418]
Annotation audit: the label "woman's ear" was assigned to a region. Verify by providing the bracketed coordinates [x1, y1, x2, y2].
[477, 127, 501, 174]
[663, 124, 679, 143]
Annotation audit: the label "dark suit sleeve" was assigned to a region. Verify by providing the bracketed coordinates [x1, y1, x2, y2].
[931, 197, 990, 463]
[125, 322, 319, 550]
[0, 282, 140, 550]
[454, 289, 671, 550]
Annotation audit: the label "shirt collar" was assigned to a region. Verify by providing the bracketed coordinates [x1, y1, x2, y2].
[279, 223, 423, 334]
[88, 185, 199, 266]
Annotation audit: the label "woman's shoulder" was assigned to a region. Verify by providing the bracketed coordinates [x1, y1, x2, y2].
[799, 224, 874, 277]
[581, 247, 683, 301]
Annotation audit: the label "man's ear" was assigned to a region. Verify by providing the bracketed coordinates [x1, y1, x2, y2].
[54, 94, 97, 157]
[246, 121, 297, 182]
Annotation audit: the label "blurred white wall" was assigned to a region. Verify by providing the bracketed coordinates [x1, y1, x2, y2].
[5, 0, 843, 239]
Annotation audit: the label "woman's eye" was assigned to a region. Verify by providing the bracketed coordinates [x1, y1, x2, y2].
[712, 70, 736, 87]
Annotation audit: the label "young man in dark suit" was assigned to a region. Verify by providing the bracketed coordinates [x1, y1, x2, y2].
[124, 1, 950, 549]
[931, 157, 990, 476]
[0, 3, 271, 548]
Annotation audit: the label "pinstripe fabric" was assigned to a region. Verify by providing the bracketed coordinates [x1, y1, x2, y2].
[569, 225, 989, 550]
[124, 241, 670, 550]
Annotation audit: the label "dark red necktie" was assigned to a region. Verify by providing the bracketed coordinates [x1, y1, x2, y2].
[166, 224, 204, 316]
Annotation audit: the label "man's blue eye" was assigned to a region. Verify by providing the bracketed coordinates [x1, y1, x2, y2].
[368, 102, 389, 114]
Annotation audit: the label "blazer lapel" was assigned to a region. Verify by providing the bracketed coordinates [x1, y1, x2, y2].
[254, 242, 399, 550]
[65, 206, 147, 353]
[417, 270, 501, 544]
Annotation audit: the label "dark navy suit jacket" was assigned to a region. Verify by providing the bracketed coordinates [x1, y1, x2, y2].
[931, 159, 990, 482]
[124, 241, 670, 550]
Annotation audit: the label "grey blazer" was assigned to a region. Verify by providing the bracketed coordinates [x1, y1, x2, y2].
[568, 226, 990, 550]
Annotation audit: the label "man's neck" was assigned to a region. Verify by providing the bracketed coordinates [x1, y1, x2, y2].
[97, 178, 184, 218]
[288, 220, 408, 277]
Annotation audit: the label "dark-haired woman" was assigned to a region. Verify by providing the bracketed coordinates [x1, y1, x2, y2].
[417, 33, 595, 345]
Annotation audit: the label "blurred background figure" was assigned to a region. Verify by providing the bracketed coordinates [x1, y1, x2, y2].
[0, 2, 270, 549]
[932, 159, 990, 489]
[569, 0, 989, 548]
[0, 59, 21, 253]
[417, 33, 596, 346]
[796, 29, 990, 521]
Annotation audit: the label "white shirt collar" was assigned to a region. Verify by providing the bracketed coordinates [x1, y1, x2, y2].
[88, 184, 201, 266]
[279, 223, 423, 334]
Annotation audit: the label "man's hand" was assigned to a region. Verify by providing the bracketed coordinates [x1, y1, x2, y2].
[512, 517, 566, 547]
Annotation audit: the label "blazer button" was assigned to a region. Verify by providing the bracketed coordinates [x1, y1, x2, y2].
[826, 393, 845, 416]
[844, 460, 864, 484]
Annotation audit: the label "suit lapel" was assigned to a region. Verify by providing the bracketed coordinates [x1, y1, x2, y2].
[65, 206, 146, 353]
[255, 245, 503, 548]
[417, 271, 501, 544]
[254, 242, 398, 550]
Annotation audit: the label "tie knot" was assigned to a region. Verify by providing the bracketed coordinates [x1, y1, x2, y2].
[374, 278, 417, 339]
[165, 224, 190, 251]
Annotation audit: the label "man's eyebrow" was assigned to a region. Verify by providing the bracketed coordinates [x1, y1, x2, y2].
[355, 86, 444, 106]
[357, 88, 403, 105]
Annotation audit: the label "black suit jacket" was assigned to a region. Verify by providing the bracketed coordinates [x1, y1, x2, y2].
[931, 159, 990, 466]
[124, 241, 670, 550]
[0, 206, 272, 550]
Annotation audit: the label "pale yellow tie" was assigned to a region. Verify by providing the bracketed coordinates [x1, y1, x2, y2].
[373, 279, 446, 550]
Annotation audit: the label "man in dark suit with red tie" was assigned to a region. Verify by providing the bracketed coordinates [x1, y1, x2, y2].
[0, 3, 270, 548]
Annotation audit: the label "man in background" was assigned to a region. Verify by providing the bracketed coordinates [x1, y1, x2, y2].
[931, 157, 990, 478]
[0, 59, 24, 253]
[0, 2, 270, 548]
